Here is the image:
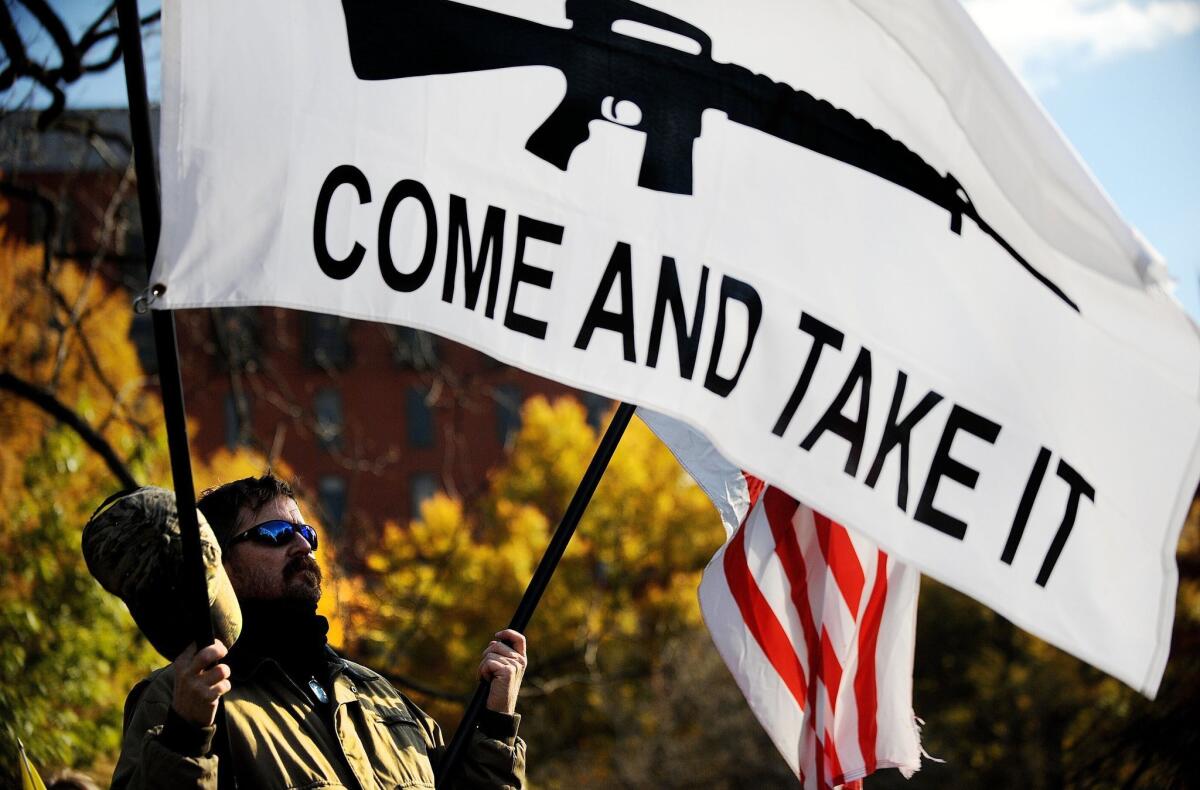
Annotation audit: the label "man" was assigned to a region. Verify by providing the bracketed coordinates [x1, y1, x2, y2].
[112, 473, 527, 789]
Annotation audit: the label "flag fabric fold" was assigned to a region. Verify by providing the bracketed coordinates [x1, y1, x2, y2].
[642, 410, 921, 788]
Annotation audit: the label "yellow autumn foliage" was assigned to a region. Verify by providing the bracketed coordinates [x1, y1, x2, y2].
[0, 207, 170, 784]
[347, 395, 723, 773]
[0, 201, 349, 782]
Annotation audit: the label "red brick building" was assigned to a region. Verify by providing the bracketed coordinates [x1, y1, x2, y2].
[1, 109, 609, 553]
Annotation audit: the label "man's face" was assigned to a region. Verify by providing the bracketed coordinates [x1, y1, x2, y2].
[223, 496, 323, 604]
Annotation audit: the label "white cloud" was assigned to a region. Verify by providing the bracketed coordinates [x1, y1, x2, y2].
[962, 0, 1200, 82]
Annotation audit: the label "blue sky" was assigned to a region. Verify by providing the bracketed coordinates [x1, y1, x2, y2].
[961, 0, 1200, 317]
[7, 0, 1199, 318]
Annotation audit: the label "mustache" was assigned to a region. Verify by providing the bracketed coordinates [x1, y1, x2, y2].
[284, 554, 322, 581]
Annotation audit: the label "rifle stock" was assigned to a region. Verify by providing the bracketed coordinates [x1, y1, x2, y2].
[341, 0, 571, 80]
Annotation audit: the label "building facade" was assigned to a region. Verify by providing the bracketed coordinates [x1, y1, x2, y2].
[1, 109, 610, 558]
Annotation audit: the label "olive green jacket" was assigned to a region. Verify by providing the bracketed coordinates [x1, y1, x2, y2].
[111, 651, 525, 790]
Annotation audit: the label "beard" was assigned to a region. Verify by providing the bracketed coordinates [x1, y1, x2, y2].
[283, 554, 323, 604]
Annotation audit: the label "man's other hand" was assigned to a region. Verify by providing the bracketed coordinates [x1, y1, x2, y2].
[479, 629, 527, 715]
[171, 640, 232, 727]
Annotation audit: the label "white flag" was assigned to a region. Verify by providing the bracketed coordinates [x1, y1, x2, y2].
[153, 0, 1200, 694]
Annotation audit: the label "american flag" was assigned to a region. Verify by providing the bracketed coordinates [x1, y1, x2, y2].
[643, 411, 922, 788]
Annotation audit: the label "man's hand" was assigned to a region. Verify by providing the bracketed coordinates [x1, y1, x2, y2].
[171, 640, 232, 728]
[479, 629, 527, 715]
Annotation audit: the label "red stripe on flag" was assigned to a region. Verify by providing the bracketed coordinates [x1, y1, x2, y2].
[811, 675, 825, 787]
[813, 512, 866, 618]
[820, 627, 844, 713]
[742, 472, 766, 510]
[854, 549, 890, 775]
[763, 489, 822, 678]
[723, 519, 808, 708]
[825, 728, 845, 788]
[763, 488, 828, 780]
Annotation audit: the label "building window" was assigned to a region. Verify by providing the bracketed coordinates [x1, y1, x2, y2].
[212, 308, 260, 372]
[305, 312, 351, 369]
[388, 326, 439, 370]
[313, 388, 343, 451]
[318, 475, 348, 534]
[410, 473, 437, 520]
[583, 392, 610, 432]
[495, 384, 523, 446]
[224, 391, 254, 449]
[406, 387, 435, 448]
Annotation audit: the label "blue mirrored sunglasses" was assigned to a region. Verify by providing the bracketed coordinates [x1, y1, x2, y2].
[229, 520, 318, 552]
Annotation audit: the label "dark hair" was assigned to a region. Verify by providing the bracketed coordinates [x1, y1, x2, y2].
[47, 769, 100, 790]
[198, 473, 294, 546]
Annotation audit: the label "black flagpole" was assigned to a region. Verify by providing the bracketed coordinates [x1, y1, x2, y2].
[116, 0, 214, 649]
[436, 401, 637, 786]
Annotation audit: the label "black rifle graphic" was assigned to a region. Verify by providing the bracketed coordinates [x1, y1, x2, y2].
[339, 0, 1078, 312]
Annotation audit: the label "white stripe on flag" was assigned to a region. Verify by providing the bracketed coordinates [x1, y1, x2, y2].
[645, 410, 921, 789]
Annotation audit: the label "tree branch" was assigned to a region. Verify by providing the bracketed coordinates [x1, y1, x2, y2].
[0, 371, 139, 489]
[1, 1, 162, 130]
[21, 0, 82, 81]
[0, 3, 31, 88]
[375, 669, 470, 705]
[44, 280, 152, 440]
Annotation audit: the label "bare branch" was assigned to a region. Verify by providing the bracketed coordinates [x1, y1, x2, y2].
[54, 114, 134, 161]
[374, 669, 470, 705]
[0, 370, 139, 489]
[80, 9, 161, 55]
[44, 280, 152, 439]
[2, 1, 163, 129]
[21, 0, 82, 81]
[0, 3, 31, 89]
[78, 1, 119, 50]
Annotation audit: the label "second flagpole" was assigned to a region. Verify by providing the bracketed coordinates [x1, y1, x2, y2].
[435, 401, 637, 786]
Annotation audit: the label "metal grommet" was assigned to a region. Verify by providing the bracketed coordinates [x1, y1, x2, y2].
[133, 283, 167, 314]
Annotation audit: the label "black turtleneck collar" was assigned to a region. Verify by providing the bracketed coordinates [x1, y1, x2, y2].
[226, 598, 331, 682]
